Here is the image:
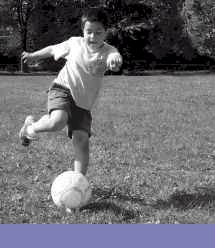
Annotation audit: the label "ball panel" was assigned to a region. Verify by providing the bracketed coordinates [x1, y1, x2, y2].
[60, 188, 82, 208]
[51, 170, 92, 209]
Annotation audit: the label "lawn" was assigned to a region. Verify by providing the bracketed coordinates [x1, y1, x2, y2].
[1, 74, 215, 223]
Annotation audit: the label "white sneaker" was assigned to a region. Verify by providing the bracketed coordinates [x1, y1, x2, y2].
[19, 115, 36, 146]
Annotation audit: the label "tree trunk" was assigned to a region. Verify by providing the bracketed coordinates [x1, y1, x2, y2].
[20, 27, 28, 73]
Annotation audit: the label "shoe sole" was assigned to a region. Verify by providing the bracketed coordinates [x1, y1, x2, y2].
[19, 116, 34, 146]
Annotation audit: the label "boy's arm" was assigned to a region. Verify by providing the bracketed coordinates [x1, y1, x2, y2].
[22, 40, 70, 63]
[22, 46, 55, 63]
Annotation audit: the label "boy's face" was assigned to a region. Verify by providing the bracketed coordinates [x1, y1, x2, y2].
[83, 21, 106, 50]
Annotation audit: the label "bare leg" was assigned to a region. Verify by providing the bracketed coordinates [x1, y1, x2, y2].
[20, 109, 69, 146]
[31, 110, 68, 133]
[72, 130, 89, 175]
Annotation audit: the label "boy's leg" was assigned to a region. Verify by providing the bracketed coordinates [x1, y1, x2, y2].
[19, 109, 68, 146]
[31, 110, 68, 133]
[72, 130, 89, 176]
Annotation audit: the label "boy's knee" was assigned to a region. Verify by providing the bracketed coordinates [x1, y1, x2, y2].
[49, 110, 68, 131]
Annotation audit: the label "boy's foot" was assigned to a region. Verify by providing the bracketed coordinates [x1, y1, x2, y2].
[19, 115, 36, 146]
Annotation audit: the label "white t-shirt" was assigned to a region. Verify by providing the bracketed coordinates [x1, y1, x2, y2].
[51, 36, 119, 110]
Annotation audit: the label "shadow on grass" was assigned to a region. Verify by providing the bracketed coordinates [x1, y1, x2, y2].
[80, 187, 146, 221]
[92, 187, 146, 204]
[82, 201, 137, 221]
[154, 187, 215, 210]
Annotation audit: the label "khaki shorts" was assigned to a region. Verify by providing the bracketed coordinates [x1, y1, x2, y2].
[47, 83, 92, 138]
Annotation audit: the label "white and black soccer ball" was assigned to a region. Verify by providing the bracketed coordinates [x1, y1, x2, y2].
[51, 171, 92, 210]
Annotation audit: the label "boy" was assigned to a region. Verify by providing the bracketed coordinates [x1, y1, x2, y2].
[19, 7, 122, 176]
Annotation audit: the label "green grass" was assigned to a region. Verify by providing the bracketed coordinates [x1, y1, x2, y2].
[1, 74, 215, 223]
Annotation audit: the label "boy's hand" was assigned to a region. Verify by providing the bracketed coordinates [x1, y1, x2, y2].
[107, 53, 122, 72]
[21, 51, 34, 63]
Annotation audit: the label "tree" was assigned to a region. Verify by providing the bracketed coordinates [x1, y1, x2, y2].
[1, 0, 36, 71]
[104, 0, 153, 70]
[182, 0, 215, 60]
[0, 0, 21, 69]
[2, 0, 214, 72]
[105, 0, 207, 70]
[2, 0, 89, 71]
[29, 0, 84, 71]
[146, 0, 197, 63]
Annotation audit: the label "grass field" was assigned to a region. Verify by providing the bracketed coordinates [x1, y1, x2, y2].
[1, 74, 215, 223]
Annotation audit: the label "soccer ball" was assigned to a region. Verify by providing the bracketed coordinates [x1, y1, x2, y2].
[51, 170, 92, 210]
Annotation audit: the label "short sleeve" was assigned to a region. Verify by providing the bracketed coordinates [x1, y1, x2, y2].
[51, 38, 71, 61]
[106, 45, 121, 62]
[108, 47, 118, 55]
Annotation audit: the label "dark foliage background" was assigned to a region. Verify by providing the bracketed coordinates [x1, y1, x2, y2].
[1, 0, 215, 72]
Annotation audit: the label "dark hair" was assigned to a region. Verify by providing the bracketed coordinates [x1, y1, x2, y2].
[81, 7, 109, 30]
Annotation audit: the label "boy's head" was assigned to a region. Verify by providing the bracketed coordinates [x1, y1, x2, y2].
[81, 7, 109, 50]
[81, 7, 109, 30]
